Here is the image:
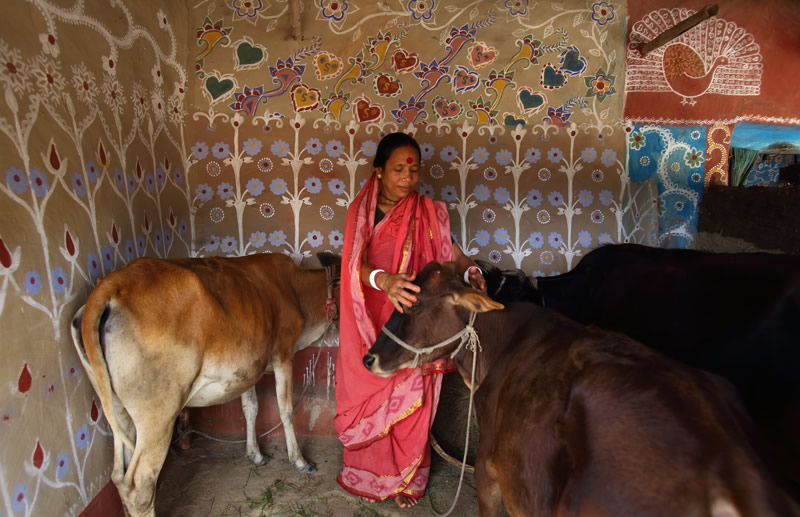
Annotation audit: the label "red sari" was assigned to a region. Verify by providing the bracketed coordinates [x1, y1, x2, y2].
[335, 172, 454, 501]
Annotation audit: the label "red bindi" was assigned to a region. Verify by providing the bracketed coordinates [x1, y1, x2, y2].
[406, 156, 414, 164]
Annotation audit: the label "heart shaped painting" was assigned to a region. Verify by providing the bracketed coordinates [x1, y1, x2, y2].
[373, 73, 402, 97]
[559, 46, 587, 76]
[205, 76, 234, 101]
[235, 41, 265, 70]
[452, 65, 480, 94]
[352, 95, 384, 123]
[391, 48, 419, 74]
[468, 41, 498, 69]
[314, 51, 343, 81]
[503, 113, 526, 128]
[516, 87, 547, 116]
[291, 83, 320, 112]
[541, 63, 567, 90]
[432, 95, 463, 121]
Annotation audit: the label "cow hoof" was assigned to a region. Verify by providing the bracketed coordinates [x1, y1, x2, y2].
[249, 454, 267, 466]
[299, 462, 316, 474]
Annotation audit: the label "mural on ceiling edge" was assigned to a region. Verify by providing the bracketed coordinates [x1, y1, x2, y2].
[1, 1, 187, 514]
[190, 0, 638, 271]
[624, 5, 800, 126]
[626, 123, 706, 248]
[627, 7, 761, 106]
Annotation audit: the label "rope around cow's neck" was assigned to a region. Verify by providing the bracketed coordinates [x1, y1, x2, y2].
[379, 311, 480, 516]
[379, 311, 479, 368]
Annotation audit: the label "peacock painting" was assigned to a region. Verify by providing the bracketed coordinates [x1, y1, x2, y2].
[626, 8, 762, 105]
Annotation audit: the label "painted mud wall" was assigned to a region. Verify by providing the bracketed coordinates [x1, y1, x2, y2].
[0, 1, 190, 515]
[187, 0, 632, 273]
[6, 0, 800, 514]
[1, 1, 631, 514]
[624, 0, 800, 247]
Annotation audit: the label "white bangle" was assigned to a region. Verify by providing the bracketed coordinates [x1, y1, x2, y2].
[463, 266, 483, 284]
[369, 269, 385, 290]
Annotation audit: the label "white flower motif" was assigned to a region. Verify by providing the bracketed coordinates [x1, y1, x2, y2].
[39, 33, 60, 58]
[151, 64, 164, 86]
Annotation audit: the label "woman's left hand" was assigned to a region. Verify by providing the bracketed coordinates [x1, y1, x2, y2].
[466, 266, 487, 293]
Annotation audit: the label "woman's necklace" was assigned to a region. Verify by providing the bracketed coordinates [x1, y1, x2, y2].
[379, 191, 399, 205]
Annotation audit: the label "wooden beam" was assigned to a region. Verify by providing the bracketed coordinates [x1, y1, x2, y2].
[634, 4, 719, 57]
[288, 0, 302, 41]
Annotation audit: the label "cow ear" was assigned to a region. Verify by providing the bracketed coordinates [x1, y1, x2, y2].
[452, 290, 504, 313]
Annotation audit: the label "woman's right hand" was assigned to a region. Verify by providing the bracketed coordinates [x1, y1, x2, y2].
[376, 271, 420, 313]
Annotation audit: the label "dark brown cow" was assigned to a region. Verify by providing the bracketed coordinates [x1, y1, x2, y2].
[71, 252, 339, 517]
[364, 261, 799, 517]
[535, 243, 800, 494]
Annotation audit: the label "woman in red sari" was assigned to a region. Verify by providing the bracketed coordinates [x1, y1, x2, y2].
[335, 132, 486, 508]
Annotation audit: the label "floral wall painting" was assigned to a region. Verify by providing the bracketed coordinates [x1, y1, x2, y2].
[188, 0, 633, 277]
[1, 1, 190, 515]
[626, 124, 706, 248]
[5, 0, 740, 515]
[2, 1, 799, 515]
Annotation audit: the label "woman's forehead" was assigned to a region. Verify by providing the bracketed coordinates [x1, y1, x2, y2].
[386, 145, 420, 164]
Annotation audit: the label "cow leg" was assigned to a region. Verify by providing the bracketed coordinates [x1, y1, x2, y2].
[241, 386, 266, 466]
[119, 418, 174, 517]
[175, 409, 192, 451]
[273, 360, 316, 473]
[475, 453, 503, 517]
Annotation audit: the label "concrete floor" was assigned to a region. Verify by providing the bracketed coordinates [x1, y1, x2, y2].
[155, 433, 479, 517]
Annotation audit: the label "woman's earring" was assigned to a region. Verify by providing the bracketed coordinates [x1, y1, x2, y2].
[377, 174, 382, 179]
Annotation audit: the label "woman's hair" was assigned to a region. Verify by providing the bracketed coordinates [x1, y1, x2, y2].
[373, 132, 421, 169]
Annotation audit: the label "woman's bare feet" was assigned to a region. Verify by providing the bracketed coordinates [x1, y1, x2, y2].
[394, 493, 418, 508]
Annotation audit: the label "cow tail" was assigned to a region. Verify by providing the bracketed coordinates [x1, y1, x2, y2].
[74, 297, 136, 453]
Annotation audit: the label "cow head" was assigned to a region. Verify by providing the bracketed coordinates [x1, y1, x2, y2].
[475, 259, 543, 305]
[363, 261, 504, 377]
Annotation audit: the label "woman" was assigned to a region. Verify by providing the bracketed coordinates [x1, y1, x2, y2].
[335, 132, 486, 508]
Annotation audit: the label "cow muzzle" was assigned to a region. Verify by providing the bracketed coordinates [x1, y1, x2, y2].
[362, 351, 399, 377]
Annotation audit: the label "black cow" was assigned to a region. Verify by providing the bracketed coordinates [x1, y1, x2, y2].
[535, 243, 800, 494]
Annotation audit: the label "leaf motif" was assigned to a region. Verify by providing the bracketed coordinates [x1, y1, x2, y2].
[0, 237, 12, 268]
[18, 363, 32, 393]
[580, 29, 590, 39]
[589, 48, 602, 56]
[608, 49, 617, 63]
[573, 14, 583, 27]
[543, 24, 554, 38]
[513, 28, 527, 38]
[445, 5, 458, 12]
[353, 28, 361, 42]
[600, 107, 610, 120]
[600, 30, 608, 43]
[470, 6, 479, 19]
[551, 2, 564, 11]
[33, 441, 44, 469]
[581, 107, 593, 116]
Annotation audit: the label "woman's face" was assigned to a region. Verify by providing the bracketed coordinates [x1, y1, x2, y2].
[377, 145, 420, 202]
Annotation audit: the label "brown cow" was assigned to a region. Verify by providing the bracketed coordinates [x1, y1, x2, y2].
[70, 252, 339, 517]
[364, 261, 799, 517]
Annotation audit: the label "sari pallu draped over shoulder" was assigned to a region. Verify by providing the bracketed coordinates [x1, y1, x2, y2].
[334, 172, 454, 501]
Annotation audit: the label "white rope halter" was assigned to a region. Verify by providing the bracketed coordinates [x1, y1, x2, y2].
[379, 311, 480, 368]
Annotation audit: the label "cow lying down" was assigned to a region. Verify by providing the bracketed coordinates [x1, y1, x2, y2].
[71, 252, 339, 517]
[364, 261, 799, 517]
